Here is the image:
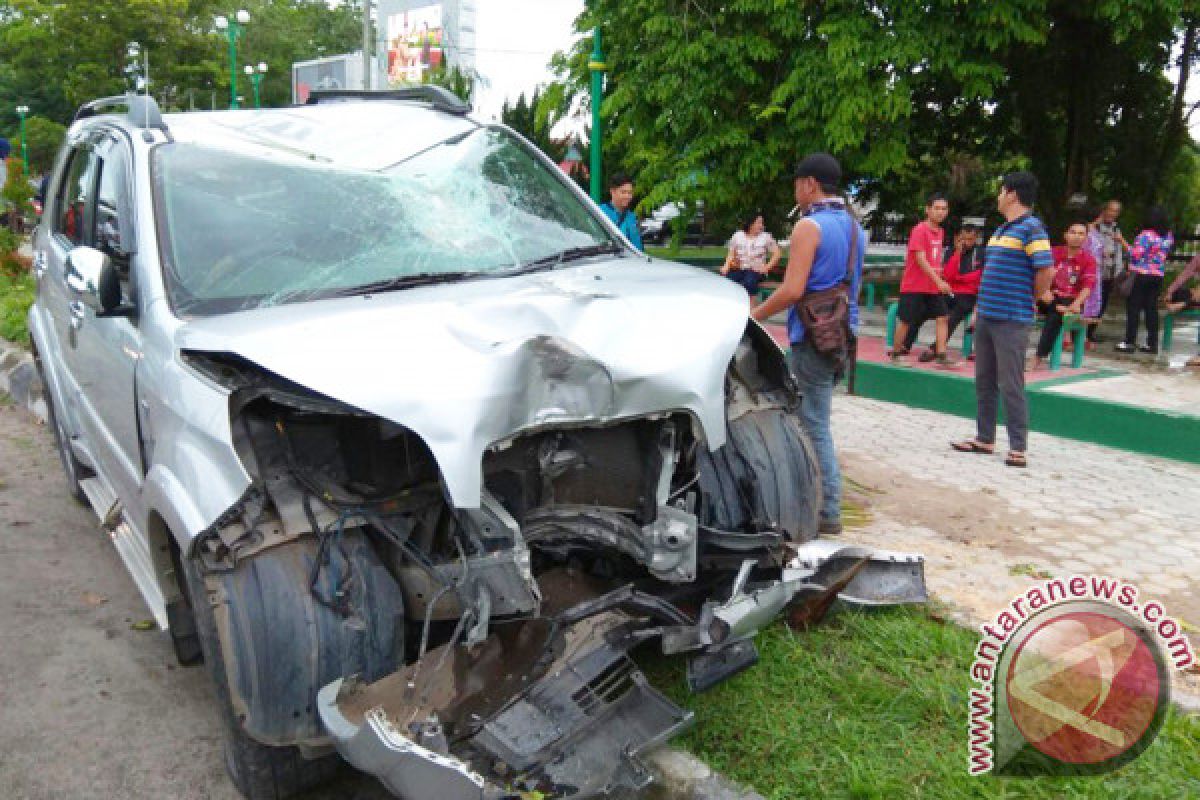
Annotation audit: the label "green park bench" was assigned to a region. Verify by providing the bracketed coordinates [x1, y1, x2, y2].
[752, 253, 904, 306]
[884, 301, 975, 359]
[663, 248, 904, 310]
[884, 301, 1085, 370]
[1161, 308, 1200, 353]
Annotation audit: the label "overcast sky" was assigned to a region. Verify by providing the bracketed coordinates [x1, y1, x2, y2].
[470, 0, 585, 121]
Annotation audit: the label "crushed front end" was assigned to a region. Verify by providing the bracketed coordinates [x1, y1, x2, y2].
[184, 321, 927, 799]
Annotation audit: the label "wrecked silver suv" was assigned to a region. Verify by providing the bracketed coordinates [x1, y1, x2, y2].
[29, 90, 926, 799]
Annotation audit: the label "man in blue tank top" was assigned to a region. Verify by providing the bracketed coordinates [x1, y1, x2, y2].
[752, 153, 864, 536]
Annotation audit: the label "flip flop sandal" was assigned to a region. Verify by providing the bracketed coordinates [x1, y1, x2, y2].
[951, 439, 994, 454]
[1005, 451, 1028, 468]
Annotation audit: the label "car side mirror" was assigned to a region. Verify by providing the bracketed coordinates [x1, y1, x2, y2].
[65, 246, 133, 318]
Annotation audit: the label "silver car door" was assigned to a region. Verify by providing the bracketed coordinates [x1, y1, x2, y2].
[68, 133, 145, 506]
[40, 140, 100, 455]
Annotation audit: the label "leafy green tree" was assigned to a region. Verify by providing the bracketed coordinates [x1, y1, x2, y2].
[550, 0, 1196, 235]
[237, 0, 363, 108]
[3, 156, 33, 230]
[501, 88, 568, 162]
[0, 0, 362, 123]
[0, 0, 229, 124]
[21, 116, 66, 175]
[415, 63, 483, 106]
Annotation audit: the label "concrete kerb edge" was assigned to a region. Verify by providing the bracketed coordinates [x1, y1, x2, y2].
[645, 748, 766, 800]
[0, 336, 47, 423]
[0, 334, 763, 800]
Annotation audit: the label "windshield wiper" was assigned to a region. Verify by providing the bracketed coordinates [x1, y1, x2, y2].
[328, 244, 622, 298]
[332, 271, 478, 297]
[513, 242, 624, 273]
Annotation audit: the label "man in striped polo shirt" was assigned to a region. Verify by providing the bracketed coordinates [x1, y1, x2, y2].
[952, 172, 1055, 468]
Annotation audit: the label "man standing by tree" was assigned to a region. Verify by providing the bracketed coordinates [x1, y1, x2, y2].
[751, 153, 864, 535]
[891, 192, 953, 364]
[599, 172, 643, 251]
[952, 172, 1055, 468]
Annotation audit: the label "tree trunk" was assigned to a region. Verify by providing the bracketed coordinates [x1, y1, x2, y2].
[1150, 15, 1198, 203]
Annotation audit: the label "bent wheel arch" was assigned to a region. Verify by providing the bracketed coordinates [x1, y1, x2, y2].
[183, 530, 406, 799]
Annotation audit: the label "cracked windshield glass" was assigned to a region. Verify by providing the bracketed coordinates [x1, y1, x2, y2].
[155, 127, 616, 315]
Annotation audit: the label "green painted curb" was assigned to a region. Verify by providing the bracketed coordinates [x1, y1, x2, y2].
[853, 361, 1200, 465]
[652, 254, 905, 270]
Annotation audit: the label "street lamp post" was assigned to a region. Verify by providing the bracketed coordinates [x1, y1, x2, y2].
[588, 29, 606, 203]
[243, 62, 268, 109]
[126, 41, 149, 94]
[215, 10, 250, 109]
[15, 105, 29, 174]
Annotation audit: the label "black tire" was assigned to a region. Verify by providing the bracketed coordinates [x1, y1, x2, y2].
[166, 599, 203, 665]
[32, 343, 90, 504]
[696, 408, 821, 542]
[166, 544, 203, 666]
[182, 553, 342, 800]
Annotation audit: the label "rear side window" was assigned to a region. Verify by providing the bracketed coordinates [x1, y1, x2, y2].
[54, 146, 99, 248]
[94, 140, 132, 258]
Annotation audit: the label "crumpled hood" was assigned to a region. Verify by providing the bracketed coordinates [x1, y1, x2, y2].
[176, 258, 750, 508]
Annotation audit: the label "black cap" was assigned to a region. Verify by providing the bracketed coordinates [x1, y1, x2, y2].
[794, 153, 841, 187]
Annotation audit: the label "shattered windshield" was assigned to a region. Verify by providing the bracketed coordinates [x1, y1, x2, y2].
[154, 127, 616, 315]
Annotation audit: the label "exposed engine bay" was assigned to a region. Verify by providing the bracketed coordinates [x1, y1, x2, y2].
[184, 327, 927, 799]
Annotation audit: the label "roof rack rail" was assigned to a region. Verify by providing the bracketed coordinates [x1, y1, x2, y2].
[74, 93, 167, 131]
[304, 87, 471, 116]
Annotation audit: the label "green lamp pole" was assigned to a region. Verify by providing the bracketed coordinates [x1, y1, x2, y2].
[244, 62, 268, 108]
[588, 28, 606, 202]
[215, 10, 250, 109]
[15, 105, 29, 173]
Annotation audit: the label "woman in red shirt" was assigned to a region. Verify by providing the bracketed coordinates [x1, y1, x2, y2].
[1030, 221, 1097, 370]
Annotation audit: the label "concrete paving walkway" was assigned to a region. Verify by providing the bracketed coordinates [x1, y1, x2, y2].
[830, 394, 1200, 704]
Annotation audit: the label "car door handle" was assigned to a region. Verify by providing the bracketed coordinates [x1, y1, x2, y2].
[32, 250, 47, 279]
[69, 300, 86, 330]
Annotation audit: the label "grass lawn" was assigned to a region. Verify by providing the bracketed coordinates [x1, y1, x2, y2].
[642, 605, 1200, 799]
[0, 269, 35, 345]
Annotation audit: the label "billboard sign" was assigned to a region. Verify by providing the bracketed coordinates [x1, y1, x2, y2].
[385, 4, 445, 84]
[292, 54, 362, 104]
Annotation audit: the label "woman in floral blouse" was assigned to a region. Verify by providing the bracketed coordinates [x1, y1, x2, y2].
[1117, 206, 1174, 354]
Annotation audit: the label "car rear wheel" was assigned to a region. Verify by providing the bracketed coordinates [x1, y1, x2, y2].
[182, 552, 342, 800]
[696, 407, 822, 543]
[32, 344, 90, 504]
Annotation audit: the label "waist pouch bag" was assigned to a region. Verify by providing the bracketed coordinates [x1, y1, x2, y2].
[797, 215, 859, 364]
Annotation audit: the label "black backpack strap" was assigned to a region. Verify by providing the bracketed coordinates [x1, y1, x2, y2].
[843, 213, 860, 286]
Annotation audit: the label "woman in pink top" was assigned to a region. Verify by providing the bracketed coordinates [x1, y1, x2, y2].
[1117, 206, 1174, 354]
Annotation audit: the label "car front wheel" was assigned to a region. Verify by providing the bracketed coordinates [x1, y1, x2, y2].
[182, 552, 342, 800]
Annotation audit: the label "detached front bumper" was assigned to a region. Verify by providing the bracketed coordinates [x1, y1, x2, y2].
[317, 541, 928, 799]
